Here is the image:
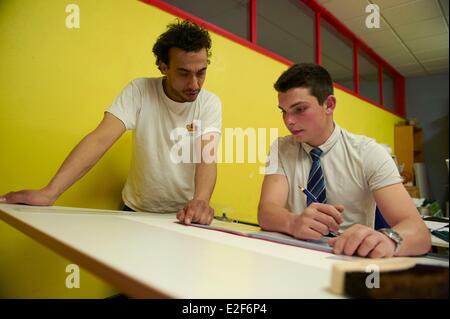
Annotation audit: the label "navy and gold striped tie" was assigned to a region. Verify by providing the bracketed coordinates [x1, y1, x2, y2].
[307, 148, 327, 206]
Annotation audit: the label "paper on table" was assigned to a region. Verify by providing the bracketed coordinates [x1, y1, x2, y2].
[190, 219, 333, 253]
[431, 227, 449, 243]
[424, 220, 449, 231]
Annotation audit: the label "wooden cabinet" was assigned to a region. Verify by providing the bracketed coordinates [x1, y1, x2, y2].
[394, 125, 424, 186]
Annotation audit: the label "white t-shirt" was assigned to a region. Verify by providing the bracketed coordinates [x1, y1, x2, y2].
[265, 123, 403, 229]
[106, 77, 222, 213]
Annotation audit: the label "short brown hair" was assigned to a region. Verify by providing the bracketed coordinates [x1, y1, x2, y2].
[274, 63, 334, 105]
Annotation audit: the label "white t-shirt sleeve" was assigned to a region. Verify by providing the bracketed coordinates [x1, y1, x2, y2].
[200, 95, 222, 135]
[265, 138, 286, 176]
[106, 80, 142, 130]
[363, 141, 403, 192]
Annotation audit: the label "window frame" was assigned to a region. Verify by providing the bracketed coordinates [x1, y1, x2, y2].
[142, 0, 406, 117]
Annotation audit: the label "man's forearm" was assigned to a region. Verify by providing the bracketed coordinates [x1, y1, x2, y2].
[45, 132, 115, 199]
[393, 217, 432, 256]
[258, 203, 294, 235]
[193, 162, 217, 201]
[44, 113, 125, 199]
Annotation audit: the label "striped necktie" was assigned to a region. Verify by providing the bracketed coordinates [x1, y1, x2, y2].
[307, 148, 327, 206]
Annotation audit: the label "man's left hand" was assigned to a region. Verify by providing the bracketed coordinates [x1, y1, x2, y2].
[176, 199, 214, 225]
[328, 224, 396, 258]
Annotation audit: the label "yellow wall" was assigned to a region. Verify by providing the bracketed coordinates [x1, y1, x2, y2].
[0, 0, 402, 297]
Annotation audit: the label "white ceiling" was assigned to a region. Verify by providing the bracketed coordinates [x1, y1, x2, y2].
[317, 0, 449, 77]
[161, 0, 448, 77]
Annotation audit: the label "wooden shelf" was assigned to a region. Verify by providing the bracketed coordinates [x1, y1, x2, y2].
[394, 125, 425, 191]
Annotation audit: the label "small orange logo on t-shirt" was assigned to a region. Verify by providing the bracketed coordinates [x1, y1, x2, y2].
[186, 123, 195, 133]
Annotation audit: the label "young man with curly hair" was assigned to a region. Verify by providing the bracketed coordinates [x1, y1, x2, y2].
[1, 20, 221, 225]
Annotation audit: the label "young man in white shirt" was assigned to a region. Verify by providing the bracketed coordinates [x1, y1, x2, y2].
[258, 63, 431, 258]
[1, 20, 221, 226]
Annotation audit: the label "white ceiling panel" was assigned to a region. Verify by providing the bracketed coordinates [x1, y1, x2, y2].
[371, 0, 416, 10]
[422, 56, 449, 68]
[345, 14, 394, 35]
[317, 0, 449, 76]
[382, 0, 442, 27]
[344, 15, 374, 35]
[358, 29, 400, 48]
[394, 17, 448, 41]
[374, 40, 410, 56]
[318, 0, 369, 21]
[415, 46, 449, 61]
[182, 0, 449, 76]
[396, 63, 427, 74]
[384, 52, 418, 66]
[405, 33, 449, 52]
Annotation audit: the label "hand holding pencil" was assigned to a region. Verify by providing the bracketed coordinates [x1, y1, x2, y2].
[286, 186, 344, 240]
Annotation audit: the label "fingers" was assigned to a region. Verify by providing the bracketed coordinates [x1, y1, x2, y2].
[331, 225, 395, 258]
[176, 208, 186, 223]
[2, 191, 25, 204]
[327, 237, 338, 246]
[313, 212, 340, 233]
[332, 225, 372, 256]
[195, 206, 214, 225]
[369, 241, 394, 258]
[309, 220, 329, 236]
[343, 228, 372, 256]
[299, 204, 343, 239]
[356, 234, 382, 257]
[198, 208, 209, 225]
[179, 200, 213, 225]
[207, 209, 214, 225]
[311, 203, 344, 225]
[334, 204, 345, 213]
[202, 208, 214, 225]
[291, 214, 323, 240]
[0, 190, 55, 206]
[291, 204, 343, 240]
[199, 211, 211, 225]
[184, 206, 195, 225]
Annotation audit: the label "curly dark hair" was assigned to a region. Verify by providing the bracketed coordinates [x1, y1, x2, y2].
[152, 19, 212, 71]
[274, 63, 334, 105]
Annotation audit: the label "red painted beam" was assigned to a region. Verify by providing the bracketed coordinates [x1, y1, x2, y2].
[250, 0, 256, 43]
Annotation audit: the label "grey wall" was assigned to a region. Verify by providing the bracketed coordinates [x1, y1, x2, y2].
[406, 72, 449, 214]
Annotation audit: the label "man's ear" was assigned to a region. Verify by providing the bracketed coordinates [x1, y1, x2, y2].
[160, 62, 168, 75]
[325, 95, 337, 115]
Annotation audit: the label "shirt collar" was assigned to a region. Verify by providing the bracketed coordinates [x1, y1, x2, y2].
[301, 122, 341, 156]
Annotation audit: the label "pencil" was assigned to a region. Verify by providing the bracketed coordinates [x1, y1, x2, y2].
[298, 186, 318, 203]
